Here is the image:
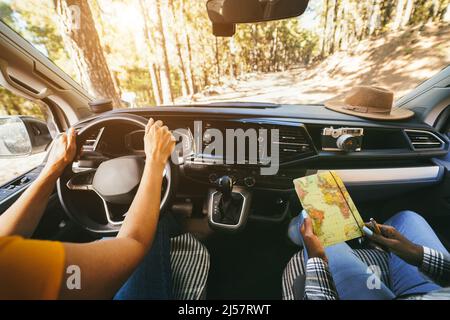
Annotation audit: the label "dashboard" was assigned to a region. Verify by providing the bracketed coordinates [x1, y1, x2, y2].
[77, 104, 448, 195]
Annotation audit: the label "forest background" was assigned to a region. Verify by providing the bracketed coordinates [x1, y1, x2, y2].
[0, 0, 449, 114]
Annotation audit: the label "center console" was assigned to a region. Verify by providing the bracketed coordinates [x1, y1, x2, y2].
[207, 175, 252, 231]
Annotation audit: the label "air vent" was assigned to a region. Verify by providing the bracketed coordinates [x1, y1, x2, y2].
[405, 130, 444, 150]
[82, 127, 104, 152]
[277, 126, 313, 162]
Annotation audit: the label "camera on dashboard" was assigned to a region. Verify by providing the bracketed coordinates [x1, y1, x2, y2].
[321, 127, 364, 152]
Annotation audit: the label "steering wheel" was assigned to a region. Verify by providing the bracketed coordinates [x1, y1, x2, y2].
[57, 113, 176, 235]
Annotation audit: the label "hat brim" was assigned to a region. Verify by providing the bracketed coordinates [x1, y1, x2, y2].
[325, 100, 414, 121]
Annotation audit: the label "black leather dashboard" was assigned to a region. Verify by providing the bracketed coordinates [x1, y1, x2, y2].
[70, 104, 449, 193]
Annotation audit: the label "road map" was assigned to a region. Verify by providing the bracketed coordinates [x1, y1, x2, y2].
[293, 171, 364, 247]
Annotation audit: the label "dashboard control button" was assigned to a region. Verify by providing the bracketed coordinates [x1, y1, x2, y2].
[19, 177, 31, 185]
[208, 173, 218, 184]
[244, 176, 256, 187]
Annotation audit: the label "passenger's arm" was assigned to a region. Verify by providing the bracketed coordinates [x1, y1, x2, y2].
[0, 129, 76, 238]
[365, 224, 450, 287]
[304, 257, 338, 300]
[301, 214, 338, 300]
[59, 119, 175, 299]
[420, 247, 450, 287]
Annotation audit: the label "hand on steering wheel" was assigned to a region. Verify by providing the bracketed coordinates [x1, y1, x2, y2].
[144, 118, 176, 169]
[42, 128, 77, 178]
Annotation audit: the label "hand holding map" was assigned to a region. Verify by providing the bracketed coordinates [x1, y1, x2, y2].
[293, 171, 365, 247]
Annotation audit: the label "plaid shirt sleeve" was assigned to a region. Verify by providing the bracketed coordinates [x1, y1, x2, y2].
[419, 246, 450, 287]
[304, 257, 339, 300]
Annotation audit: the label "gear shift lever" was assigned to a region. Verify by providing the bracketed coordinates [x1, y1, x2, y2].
[213, 175, 241, 225]
[209, 176, 251, 231]
[217, 175, 233, 202]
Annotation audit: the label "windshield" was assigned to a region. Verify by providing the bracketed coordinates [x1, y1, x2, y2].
[1, 0, 449, 109]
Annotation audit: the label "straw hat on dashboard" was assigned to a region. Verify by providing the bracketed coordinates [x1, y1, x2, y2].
[325, 86, 414, 121]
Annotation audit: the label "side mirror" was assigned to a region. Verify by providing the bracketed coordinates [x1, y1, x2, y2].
[0, 116, 51, 158]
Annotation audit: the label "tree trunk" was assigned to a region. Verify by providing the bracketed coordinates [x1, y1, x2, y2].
[401, 0, 416, 27]
[252, 24, 259, 70]
[90, 0, 122, 98]
[185, 34, 197, 92]
[271, 25, 279, 71]
[155, 0, 174, 104]
[215, 37, 221, 84]
[330, 0, 339, 54]
[169, 0, 189, 97]
[180, 0, 196, 94]
[368, 0, 382, 36]
[347, 0, 363, 42]
[437, 0, 450, 20]
[358, 1, 370, 39]
[430, 0, 440, 20]
[138, 0, 162, 105]
[203, 68, 209, 89]
[381, 0, 395, 27]
[90, 1, 106, 43]
[321, 0, 331, 56]
[332, 0, 345, 52]
[53, 0, 122, 108]
[228, 38, 237, 78]
[338, 0, 349, 50]
[392, 0, 406, 30]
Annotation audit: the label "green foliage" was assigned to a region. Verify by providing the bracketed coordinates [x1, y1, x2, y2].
[0, 0, 448, 111]
[410, 0, 441, 25]
[1, 0, 74, 76]
[0, 2, 15, 25]
[234, 19, 318, 73]
[121, 67, 154, 106]
[0, 87, 45, 119]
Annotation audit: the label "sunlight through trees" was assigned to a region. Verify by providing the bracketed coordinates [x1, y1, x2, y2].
[0, 0, 449, 113]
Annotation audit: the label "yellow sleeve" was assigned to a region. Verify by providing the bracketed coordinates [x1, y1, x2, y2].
[0, 236, 65, 300]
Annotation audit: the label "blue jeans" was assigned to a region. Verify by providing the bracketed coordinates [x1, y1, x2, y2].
[300, 210, 448, 300]
[113, 215, 175, 300]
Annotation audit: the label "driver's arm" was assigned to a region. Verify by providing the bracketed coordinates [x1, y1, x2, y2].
[59, 119, 175, 299]
[0, 129, 77, 238]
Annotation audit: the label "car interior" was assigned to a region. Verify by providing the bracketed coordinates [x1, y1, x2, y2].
[1, 0, 450, 300]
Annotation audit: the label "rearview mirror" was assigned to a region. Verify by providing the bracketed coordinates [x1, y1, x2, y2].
[0, 116, 51, 158]
[207, 0, 310, 36]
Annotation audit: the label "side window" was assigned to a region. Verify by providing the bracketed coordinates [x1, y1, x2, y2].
[0, 86, 52, 187]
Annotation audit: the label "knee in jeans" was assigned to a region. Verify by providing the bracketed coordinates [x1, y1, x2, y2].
[389, 210, 426, 227]
[325, 242, 352, 257]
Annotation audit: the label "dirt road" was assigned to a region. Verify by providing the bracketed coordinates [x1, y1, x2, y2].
[186, 23, 450, 105]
